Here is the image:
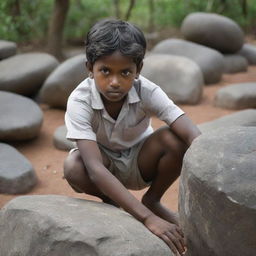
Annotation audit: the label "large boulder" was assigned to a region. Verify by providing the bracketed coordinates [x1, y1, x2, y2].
[0, 143, 37, 194]
[223, 54, 248, 73]
[215, 82, 256, 109]
[181, 12, 244, 53]
[199, 109, 256, 133]
[179, 127, 256, 256]
[0, 53, 59, 96]
[152, 38, 224, 84]
[39, 54, 88, 109]
[0, 40, 17, 59]
[0, 195, 173, 256]
[141, 54, 203, 104]
[0, 91, 43, 141]
[53, 125, 76, 151]
[238, 43, 256, 65]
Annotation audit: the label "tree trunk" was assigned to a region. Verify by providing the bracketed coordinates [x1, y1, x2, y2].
[124, 0, 136, 21]
[47, 0, 70, 60]
[113, 0, 121, 19]
[148, 0, 155, 32]
[10, 0, 21, 17]
[240, 0, 248, 17]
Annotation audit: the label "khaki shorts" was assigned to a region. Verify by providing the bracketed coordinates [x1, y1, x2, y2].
[69, 139, 151, 190]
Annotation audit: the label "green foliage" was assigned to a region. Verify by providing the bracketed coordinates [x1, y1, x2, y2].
[0, 0, 52, 42]
[65, 0, 113, 41]
[0, 0, 255, 45]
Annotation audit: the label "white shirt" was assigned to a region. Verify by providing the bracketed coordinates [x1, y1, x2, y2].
[65, 75, 184, 152]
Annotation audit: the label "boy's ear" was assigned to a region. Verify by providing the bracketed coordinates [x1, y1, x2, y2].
[86, 61, 93, 72]
[136, 61, 143, 78]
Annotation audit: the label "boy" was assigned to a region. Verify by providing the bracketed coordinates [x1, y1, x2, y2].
[64, 19, 201, 256]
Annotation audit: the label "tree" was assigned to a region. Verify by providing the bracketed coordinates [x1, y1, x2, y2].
[47, 0, 70, 59]
[148, 0, 155, 32]
[240, 0, 248, 17]
[112, 0, 136, 21]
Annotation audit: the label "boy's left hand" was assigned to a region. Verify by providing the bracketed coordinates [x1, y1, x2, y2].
[144, 214, 186, 255]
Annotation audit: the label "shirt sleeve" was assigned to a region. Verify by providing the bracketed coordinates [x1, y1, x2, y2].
[144, 87, 184, 125]
[65, 97, 96, 141]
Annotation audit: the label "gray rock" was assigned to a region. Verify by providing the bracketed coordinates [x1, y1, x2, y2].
[223, 54, 248, 73]
[179, 127, 256, 256]
[0, 91, 43, 141]
[141, 54, 203, 104]
[53, 125, 76, 151]
[152, 38, 224, 84]
[0, 143, 37, 194]
[0, 40, 17, 59]
[39, 54, 88, 109]
[199, 109, 256, 133]
[0, 195, 173, 256]
[215, 82, 256, 109]
[0, 53, 59, 96]
[181, 12, 244, 53]
[238, 43, 256, 65]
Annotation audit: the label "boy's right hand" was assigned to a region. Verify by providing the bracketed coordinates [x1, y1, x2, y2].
[144, 214, 186, 256]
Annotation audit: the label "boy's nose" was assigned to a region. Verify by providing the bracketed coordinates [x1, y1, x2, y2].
[110, 76, 120, 88]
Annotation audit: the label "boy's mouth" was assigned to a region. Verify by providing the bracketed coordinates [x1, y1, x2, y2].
[106, 91, 122, 96]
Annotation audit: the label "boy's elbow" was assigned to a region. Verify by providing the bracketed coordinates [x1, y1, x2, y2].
[188, 127, 201, 145]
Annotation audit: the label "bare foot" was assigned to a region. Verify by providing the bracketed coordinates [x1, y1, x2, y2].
[142, 194, 180, 226]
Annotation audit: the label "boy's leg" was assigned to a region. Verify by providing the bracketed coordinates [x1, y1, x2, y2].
[137, 126, 188, 226]
[63, 150, 118, 206]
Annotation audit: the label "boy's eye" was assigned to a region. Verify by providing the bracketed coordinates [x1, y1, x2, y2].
[122, 70, 131, 76]
[100, 68, 109, 75]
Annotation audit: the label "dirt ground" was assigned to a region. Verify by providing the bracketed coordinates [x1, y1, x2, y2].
[1, 66, 256, 211]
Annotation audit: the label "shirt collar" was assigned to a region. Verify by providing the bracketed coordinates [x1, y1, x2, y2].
[90, 78, 140, 110]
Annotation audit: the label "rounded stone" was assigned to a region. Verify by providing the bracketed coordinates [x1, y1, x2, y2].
[215, 82, 256, 109]
[141, 53, 203, 104]
[0, 143, 37, 194]
[0, 40, 17, 60]
[0, 91, 43, 141]
[0, 52, 59, 96]
[238, 43, 256, 65]
[0, 195, 173, 255]
[39, 54, 88, 109]
[181, 12, 244, 53]
[53, 125, 76, 151]
[223, 54, 248, 73]
[152, 38, 224, 84]
[179, 127, 256, 256]
[199, 109, 256, 133]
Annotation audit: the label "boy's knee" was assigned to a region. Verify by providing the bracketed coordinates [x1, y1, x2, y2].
[158, 127, 188, 157]
[63, 153, 82, 181]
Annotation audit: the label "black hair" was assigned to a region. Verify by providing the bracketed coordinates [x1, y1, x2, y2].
[85, 19, 146, 67]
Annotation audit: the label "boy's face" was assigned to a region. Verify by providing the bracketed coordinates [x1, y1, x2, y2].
[88, 51, 142, 103]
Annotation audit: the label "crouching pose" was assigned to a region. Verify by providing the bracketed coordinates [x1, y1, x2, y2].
[64, 19, 201, 256]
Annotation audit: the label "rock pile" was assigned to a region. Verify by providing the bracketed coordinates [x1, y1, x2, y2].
[151, 38, 224, 84]
[0, 39, 87, 194]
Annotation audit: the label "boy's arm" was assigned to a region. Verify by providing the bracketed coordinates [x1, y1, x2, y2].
[77, 139, 185, 255]
[169, 114, 201, 146]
